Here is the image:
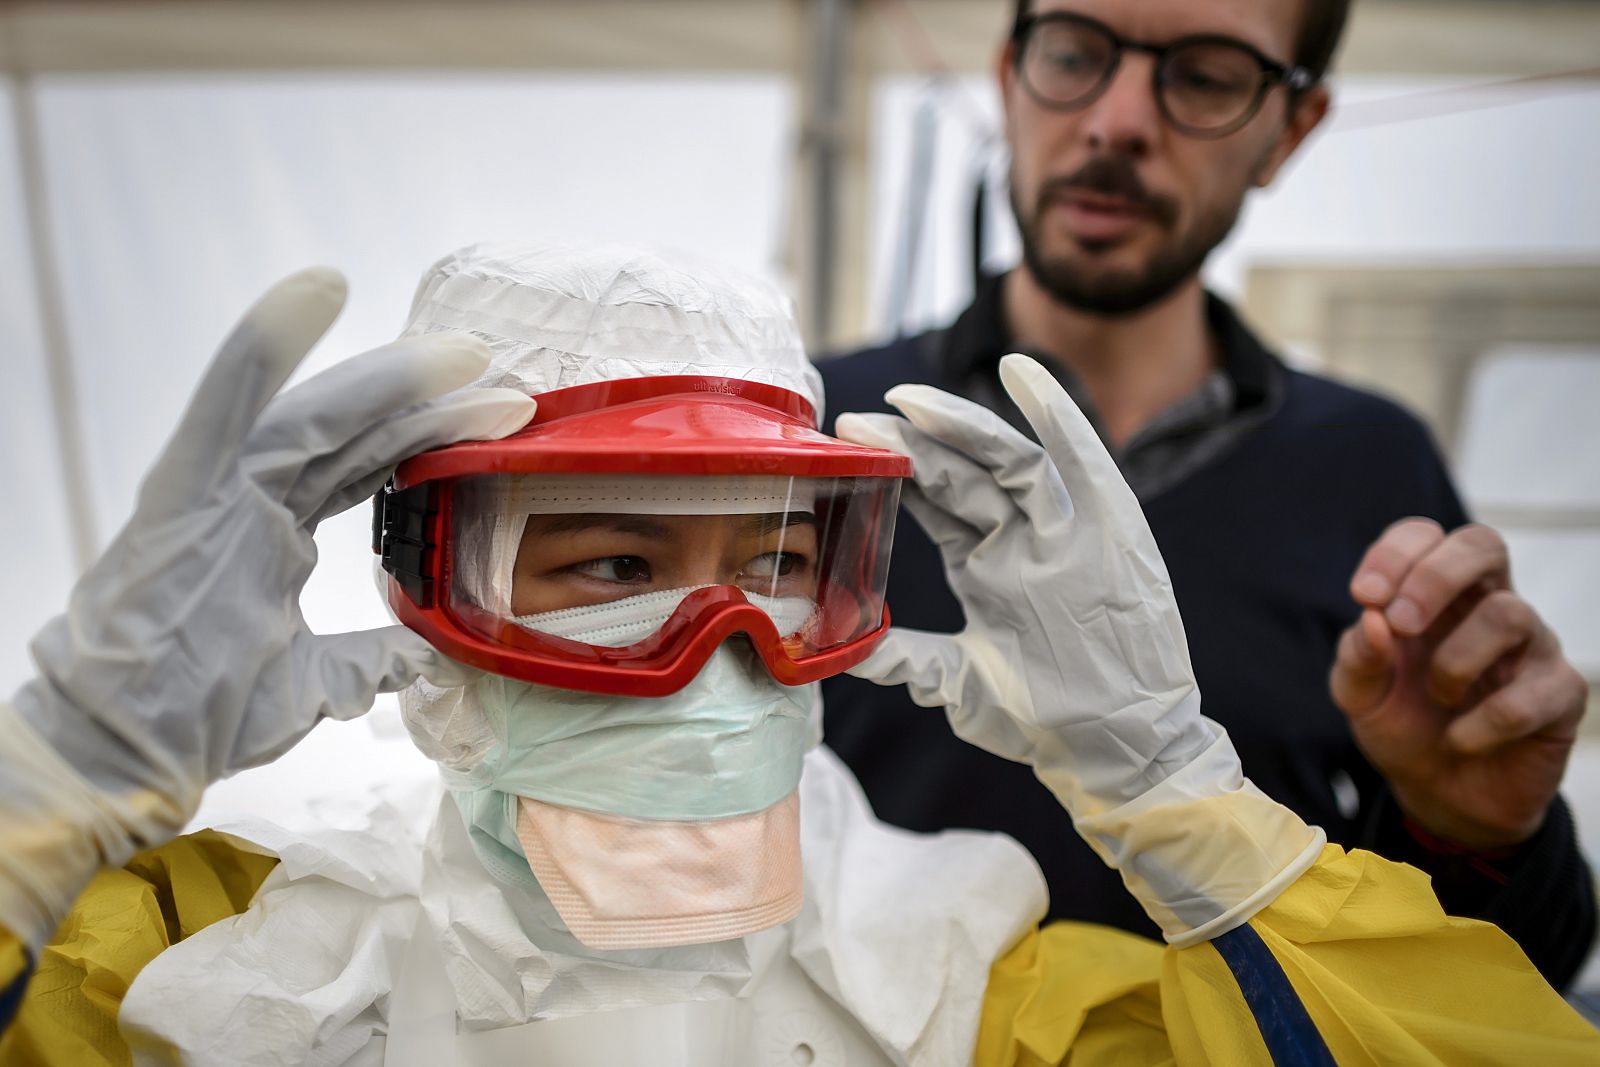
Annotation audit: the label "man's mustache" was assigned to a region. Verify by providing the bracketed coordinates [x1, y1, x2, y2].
[1037, 157, 1179, 228]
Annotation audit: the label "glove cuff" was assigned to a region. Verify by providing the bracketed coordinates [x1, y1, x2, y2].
[0, 688, 143, 950]
[1056, 729, 1326, 944]
[1165, 829, 1327, 948]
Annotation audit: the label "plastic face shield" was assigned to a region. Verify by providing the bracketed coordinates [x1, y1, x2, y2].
[375, 377, 908, 696]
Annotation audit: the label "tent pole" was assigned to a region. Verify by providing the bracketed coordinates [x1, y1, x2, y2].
[803, 0, 849, 345]
[794, 0, 873, 352]
[8, 70, 101, 571]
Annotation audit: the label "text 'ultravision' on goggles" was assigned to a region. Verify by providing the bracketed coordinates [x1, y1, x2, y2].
[375, 376, 909, 696]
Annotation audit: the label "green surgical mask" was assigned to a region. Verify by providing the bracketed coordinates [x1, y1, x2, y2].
[401, 590, 816, 890]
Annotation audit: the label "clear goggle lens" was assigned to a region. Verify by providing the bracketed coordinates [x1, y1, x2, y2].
[444, 473, 900, 677]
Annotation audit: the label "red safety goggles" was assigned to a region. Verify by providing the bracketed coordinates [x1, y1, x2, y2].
[374, 376, 909, 696]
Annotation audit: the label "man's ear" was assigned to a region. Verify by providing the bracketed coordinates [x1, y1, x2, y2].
[1254, 84, 1331, 188]
[996, 38, 1019, 142]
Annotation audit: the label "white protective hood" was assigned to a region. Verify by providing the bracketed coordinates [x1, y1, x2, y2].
[402, 242, 824, 416]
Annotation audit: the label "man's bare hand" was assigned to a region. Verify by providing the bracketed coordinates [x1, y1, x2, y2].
[1330, 518, 1587, 848]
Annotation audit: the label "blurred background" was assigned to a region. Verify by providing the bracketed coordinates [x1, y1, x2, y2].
[3, 0, 1598, 984]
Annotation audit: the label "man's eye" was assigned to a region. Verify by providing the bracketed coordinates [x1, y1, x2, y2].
[1181, 71, 1233, 92]
[571, 556, 652, 583]
[1044, 49, 1095, 74]
[1168, 60, 1250, 95]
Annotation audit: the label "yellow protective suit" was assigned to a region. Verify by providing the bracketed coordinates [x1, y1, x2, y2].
[0, 832, 276, 1067]
[1, 840, 1596, 1065]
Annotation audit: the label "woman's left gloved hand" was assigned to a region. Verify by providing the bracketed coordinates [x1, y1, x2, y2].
[835, 354, 1323, 946]
[0, 268, 534, 951]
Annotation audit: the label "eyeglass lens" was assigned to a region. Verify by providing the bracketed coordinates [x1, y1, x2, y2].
[1024, 19, 1268, 133]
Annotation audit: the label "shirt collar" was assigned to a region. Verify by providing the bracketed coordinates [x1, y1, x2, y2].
[938, 271, 1281, 416]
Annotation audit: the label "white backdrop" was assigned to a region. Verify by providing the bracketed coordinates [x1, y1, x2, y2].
[2, 72, 793, 693]
[0, 85, 77, 699]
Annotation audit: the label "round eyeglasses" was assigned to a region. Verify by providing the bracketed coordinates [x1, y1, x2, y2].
[1012, 11, 1315, 139]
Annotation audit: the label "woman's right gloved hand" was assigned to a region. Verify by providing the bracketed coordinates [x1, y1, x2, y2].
[0, 269, 534, 951]
[835, 354, 1323, 947]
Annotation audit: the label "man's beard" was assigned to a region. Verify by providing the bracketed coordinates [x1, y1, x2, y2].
[1012, 154, 1244, 317]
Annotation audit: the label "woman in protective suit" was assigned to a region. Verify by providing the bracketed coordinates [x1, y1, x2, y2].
[0, 245, 1594, 1065]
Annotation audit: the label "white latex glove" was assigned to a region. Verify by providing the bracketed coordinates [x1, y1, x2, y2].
[0, 268, 535, 950]
[834, 354, 1323, 946]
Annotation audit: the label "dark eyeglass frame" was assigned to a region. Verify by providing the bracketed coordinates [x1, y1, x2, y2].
[1010, 10, 1316, 139]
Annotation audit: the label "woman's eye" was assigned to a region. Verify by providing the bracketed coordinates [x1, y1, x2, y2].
[571, 556, 652, 583]
[743, 552, 806, 580]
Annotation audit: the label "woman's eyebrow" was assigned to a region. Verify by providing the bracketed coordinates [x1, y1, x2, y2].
[740, 512, 818, 536]
[529, 514, 676, 539]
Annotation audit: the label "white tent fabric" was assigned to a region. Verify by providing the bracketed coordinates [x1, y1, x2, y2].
[0, 83, 76, 697]
[1, 73, 793, 699]
[1456, 348, 1600, 678]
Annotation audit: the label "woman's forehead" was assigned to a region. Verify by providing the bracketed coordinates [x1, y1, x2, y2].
[521, 511, 817, 541]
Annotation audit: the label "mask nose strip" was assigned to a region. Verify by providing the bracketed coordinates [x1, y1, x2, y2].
[512, 586, 816, 648]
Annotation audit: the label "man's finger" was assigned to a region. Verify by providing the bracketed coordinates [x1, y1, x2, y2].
[141, 268, 347, 508]
[1444, 646, 1586, 756]
[1330, 608, 1398, 717]
[1426, 589, 1540, 708]
[1348, 518, 1445, 610]
[1385, 524, 1512, 637]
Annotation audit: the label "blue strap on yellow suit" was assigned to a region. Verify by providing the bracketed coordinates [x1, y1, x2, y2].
[1211, 925, 1336, 1065]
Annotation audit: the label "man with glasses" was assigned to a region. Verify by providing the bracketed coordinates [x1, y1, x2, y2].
[820, 0, 1596, 988]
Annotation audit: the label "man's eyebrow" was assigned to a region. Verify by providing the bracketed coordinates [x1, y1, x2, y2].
[528, 514, 675, 540]
[740, 512, 818, 537]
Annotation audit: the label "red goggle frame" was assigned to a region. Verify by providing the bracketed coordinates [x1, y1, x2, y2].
[374, 376, 908, 696]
